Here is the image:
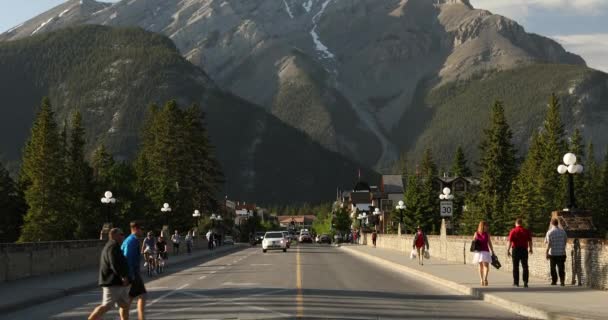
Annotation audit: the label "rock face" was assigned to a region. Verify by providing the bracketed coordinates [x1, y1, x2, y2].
[0, 0, 589, 169]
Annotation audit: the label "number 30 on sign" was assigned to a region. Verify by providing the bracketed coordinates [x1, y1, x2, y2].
[440, 201, 453, 217]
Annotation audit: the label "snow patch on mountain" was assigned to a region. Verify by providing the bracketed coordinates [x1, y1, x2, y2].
[283, 0, 294, 19]
[6, 23, 23, 34]
[303, 0, 313, 13]
[31, 17, 55, 35]
[58, 8, 71, 18]
[310, 0, 334, 59]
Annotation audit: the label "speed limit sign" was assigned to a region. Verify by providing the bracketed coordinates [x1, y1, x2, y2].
[440, 201, 453, 217]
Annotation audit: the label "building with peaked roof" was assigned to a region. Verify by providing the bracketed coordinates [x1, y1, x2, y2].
[277, 215, 316, 229]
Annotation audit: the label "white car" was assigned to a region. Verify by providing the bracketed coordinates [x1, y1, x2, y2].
[262, 231, 288, 253]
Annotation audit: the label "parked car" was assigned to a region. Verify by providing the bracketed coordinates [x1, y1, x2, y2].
[333, 234, 343, 243]
[262, 231, 287, 253]
[254, 232, 265, 244]
[317, 234, 331, 244]
[224, 236, 234, 245]
[299, 231, 313, 243]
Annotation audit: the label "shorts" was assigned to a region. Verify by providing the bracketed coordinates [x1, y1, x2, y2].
[129, 273, 147, 298]
[101, 286, 129, 308]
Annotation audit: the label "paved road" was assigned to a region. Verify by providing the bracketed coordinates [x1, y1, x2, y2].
[1, 244, 526, 319]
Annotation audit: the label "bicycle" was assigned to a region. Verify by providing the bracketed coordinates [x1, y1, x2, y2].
[145, 252, 155, 277]
[156, 252, 166, 274]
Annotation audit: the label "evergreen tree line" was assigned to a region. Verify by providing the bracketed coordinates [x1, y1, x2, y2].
[0, 98, 222, 242]
[399, 95, 608, 237]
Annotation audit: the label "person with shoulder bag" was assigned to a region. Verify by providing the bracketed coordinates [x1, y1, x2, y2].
[412, 226, 429, 266]
[471, 220, 495, 286]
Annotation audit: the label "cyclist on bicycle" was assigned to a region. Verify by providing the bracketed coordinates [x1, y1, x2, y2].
[156, 236, 168, 270]
[142, 231, 156, 271]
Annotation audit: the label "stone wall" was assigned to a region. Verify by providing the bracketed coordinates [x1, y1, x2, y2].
[361, 231, 608, 290]
[0, 238, 208, 282]
[0, 240, 105, 282]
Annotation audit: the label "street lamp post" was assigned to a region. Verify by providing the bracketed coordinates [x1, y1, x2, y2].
[439, 187, 454, 234]
[161, 203, 172, 235]
[210, 213, 223, 245]
[193, 209, 201, 229]
[99, 191, 116, 240]
[100, 191, 116, 224]
[395, 200, 406, 235]
[372, 207, 382, 232]
[557, 152, 584, 210]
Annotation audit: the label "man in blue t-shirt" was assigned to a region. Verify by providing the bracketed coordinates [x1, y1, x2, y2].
[121, 221, 146, 320]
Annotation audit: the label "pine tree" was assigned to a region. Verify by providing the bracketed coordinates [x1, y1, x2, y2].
[66, 111, 95, 238]
[581, 143, 601, 219]
[597, 150, 608, 237]
[408, 149, 439, 232]
[0, 162, 25, 242]
[19, 98, 72, 241]
[451, 146, 472, 177]
[474, 101, 517, 235]
[535, 94, 568, 221]
[135, 101, 223, 231]
[403, 174, 422, 232]
[92, 144, 115, 183]
[510, 132, 544, 233]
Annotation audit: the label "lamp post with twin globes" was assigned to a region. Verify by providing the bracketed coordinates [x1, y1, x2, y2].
[100, 191, 116, 240]
[557, 152, 584, 210]
[439, 187, 454, 234]
[395, 200, 406, 235]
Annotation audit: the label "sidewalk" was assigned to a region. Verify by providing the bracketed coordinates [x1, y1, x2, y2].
[0, 243, 244, 314]
[341, 244, 608, 320]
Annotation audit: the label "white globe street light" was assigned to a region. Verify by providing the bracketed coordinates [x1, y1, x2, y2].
[161, 203, 172, 226]
[439, 187, 454, 200]
[395, 200, 406, 227]
[558, 152, 584, 210]
[100, 190, 116, 223]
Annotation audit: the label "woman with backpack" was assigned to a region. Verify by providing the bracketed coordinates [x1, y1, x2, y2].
[472, 220, 495, 286]
[412, 226, 429, 265]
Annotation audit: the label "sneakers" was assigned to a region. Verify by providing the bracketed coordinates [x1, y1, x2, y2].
[551, 282, 557, 286]
[524, 283, 529, 288]
[513, 283, 519, 287]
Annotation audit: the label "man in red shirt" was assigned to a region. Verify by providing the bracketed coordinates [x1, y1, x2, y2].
[507, 218, 533, 287]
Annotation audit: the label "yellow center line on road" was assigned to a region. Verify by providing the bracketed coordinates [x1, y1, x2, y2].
[296, 246, 304, 318]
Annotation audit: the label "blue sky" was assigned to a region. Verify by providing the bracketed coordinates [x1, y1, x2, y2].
[1, 0, 607, 72]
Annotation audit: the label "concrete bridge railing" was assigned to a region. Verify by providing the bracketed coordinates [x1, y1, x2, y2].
[0, 238, 208, 282]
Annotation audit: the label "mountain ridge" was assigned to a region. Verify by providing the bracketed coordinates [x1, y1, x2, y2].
[0, 25, 378, 204]
[2, 0, 604, 170]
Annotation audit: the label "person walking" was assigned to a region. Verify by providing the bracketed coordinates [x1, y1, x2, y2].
[507, 218, 533, 288]
[471, 221, 495, 286]
[371, 230, 377, 248]
[88, 228, 130, 320]
[545, 218, 568, 286]
[185, 231, 193, 255]
[121, 221, 147, 320]
[412, 226, 429, 266]
[171, 230, 181, 255]
[206, 230, 213, 250]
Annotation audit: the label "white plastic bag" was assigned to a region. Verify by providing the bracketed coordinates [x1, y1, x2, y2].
[410, 249, 417, 260]
[424, 249, 430, 259]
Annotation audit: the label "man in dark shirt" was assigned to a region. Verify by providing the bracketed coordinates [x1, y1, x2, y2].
[508, 218, 533, 288]
[88, 228, 130, 320]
